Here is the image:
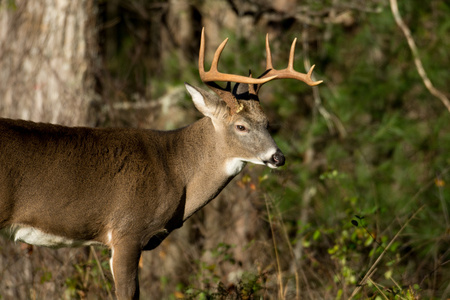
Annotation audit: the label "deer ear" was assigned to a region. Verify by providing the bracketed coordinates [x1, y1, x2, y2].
[185, 83, 220, 118]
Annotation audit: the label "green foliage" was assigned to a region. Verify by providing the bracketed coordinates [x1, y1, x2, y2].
[63, 248, 112, 298]
[248, 2, 449, 298]
[172, 242, 268, 299]
[95, 0, 450, 298]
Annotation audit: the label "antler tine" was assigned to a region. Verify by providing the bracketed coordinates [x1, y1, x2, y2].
[288, 38, 296, 70]
[199, 28, 206, 76]
[257, 34, 323, 89]
[265, 33, 274, 70]
[199, 28, 277, 85]
[248, 72, 257, 95]
[210, 38, 229, 75]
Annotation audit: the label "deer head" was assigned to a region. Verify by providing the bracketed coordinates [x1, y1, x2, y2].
[186, 28, 322, 171]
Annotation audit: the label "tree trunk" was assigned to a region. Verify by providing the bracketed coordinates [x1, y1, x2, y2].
[0, 0, 97, 298]
[0, 0, 96, 125]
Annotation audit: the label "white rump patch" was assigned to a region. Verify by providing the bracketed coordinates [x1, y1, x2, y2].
[11, 225, 101, 248]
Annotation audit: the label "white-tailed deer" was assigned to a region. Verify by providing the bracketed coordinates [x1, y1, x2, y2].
[0, 28, 321, 299]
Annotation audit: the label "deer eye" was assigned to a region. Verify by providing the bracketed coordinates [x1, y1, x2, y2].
[236, 125, 247, 132]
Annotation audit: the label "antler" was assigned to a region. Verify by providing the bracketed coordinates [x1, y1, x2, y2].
[199, 28, 277, 85]
[198, 28, 322, 114]
[199, 28, 277, 114]
[254, 34, 323, 93]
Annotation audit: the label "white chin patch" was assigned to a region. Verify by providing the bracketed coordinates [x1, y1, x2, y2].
[266, 163, 278, 169]
[224, 150, 278, 175]
[243, 158, 266, 166]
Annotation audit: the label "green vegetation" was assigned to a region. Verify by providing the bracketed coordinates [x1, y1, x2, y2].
[98, 0, 450, 298]
[1, 0, 448, 299]
[147, 1, 449, 299]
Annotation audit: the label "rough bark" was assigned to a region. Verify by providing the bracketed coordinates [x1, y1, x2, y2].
[0, 0, 96, 125]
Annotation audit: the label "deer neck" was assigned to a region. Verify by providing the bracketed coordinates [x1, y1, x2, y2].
[169, 117, 243, 220]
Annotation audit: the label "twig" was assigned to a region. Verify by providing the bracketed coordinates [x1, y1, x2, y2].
[349, 205, 424, 299]
[275, 197, 301, 299]
[389, 275, 402, 291]
[367, 278, 389, 300]
[389, 0, 450, 112]
[82, 249, 93, 291]
[90, 246, 114, 300]
[293, 186, 316, 298]
[264, 196, 285, 299]
[301, 24, 347, 138]
[436, 174, 449, 228]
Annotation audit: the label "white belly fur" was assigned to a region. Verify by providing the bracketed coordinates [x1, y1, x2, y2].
[10, 225, 102, 248]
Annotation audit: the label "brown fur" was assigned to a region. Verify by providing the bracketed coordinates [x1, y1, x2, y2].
[0, 84, 283, 299]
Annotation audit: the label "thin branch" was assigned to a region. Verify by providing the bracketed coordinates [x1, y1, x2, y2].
[389, 0, 450, 112]
[275, 197, 301, 299]
[90, 246, 114, 300]
[264, 196, 285, 299]
[301, 24, 348, 138]
[349, 206, 425, 299]
[367, 278, 389, 300]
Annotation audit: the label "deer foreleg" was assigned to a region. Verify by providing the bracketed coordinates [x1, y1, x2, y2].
[110, 240, 141, 300]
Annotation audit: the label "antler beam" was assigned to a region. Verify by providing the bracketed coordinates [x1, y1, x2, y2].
[254, 34, 323, 93]
[199, 28, 277, 85]
[198, 28, 322, 114]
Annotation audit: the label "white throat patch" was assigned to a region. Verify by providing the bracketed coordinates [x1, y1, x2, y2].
[224, 158, 246, 176]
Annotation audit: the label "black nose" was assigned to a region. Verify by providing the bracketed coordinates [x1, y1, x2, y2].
[272, 149, 285, 167]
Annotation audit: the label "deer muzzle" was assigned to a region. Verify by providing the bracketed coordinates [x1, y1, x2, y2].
[267, 149, 285, 168]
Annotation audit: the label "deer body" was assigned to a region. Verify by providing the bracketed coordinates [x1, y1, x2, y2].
[0, 85, 283, 299]
[0, 103, 260, 246]
[0, 29, 320, 299]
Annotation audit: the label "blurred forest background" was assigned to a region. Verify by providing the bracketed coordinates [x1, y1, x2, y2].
[0, 0, 449, 299]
